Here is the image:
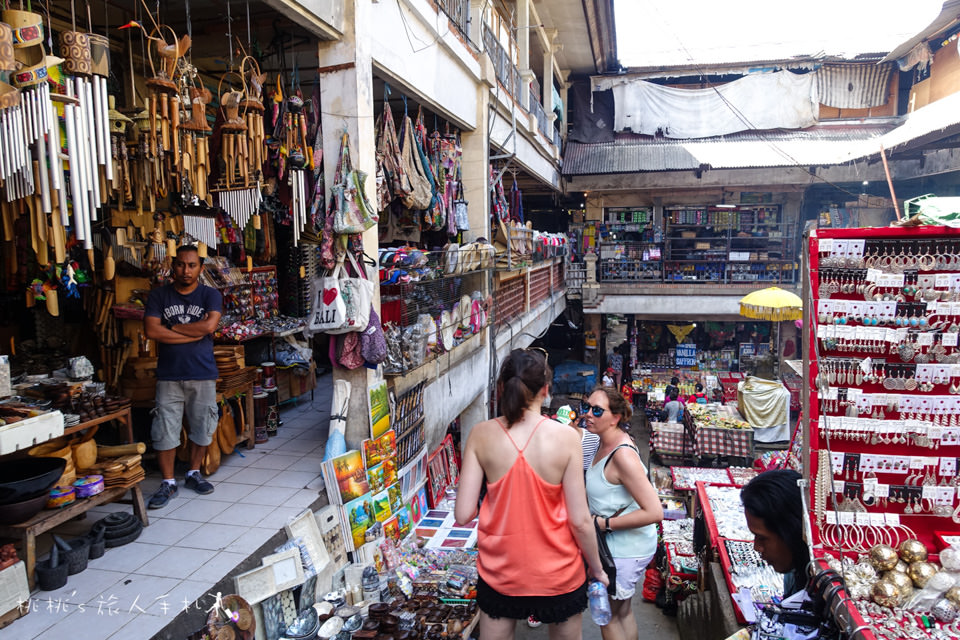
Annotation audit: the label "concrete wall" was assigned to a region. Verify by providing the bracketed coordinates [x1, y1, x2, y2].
[421, 342, 491, 451]
[368, 0, 482, 129]
[489, 109, 561, 189]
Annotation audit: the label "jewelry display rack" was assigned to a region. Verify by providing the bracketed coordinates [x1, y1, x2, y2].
[804, 226, 960, 640]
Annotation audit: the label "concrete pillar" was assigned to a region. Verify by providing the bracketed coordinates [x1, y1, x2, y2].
[520, 69, 535, 111]
[461, 79, 492, 242]
[516, 0, 529, 72]
[317, 0, 379, 451]
[469, 0, 484, 46]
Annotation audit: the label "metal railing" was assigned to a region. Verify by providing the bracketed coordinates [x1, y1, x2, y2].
[565, 263, 586, 290]
[529, 75, 541, 110]
[437, 0, 470, 39]
[576, 241, 798, 285]
[531, 90, 550, 139]
[483, 26, 523, 102]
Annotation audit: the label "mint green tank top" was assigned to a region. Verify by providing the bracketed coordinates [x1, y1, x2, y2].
[585, 445, 658, 559]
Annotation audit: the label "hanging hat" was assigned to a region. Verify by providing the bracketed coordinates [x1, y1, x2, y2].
[555, 405, 574, 425]
[444, 243, 459, 275]
[457, 295, 472, 329]
[440, 310, 455, 351]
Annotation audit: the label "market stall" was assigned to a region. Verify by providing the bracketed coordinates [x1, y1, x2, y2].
[683, 403, 754, 465]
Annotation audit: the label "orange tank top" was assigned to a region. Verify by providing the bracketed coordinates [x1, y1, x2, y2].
[477, 418, 586, 596]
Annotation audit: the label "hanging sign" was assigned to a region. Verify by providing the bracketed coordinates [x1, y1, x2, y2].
[676, 344, 697, 367]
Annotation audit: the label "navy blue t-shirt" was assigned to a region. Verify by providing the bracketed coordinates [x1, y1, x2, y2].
[144, 284, 223, 381]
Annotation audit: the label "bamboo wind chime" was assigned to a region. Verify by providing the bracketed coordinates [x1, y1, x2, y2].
[119, 18, 192, 212]
[59, 3, 114, 262]
[285, 93, 309, 246]
[214, 70, 260, 233]
[1, 7, 69, 267]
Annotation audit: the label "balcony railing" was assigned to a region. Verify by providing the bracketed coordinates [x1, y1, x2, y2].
[494, 261, 565, 328]
[437, 0, 470, 39]
[531, 97, 550, 140]
[483, 26, 523, 102]
[577, 241, 798, 286]
[566, 263, 586, 291]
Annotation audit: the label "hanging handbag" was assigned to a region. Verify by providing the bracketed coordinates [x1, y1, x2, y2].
[308, 269, 347, 332]
[454, 174, 469, 231]
[400, 115, 433, 211]
[360, 307, 388, 365]
[336, 332, 366, 369]
[332, 132, 379, 234]
[375, 99, 410, 204]
[327, 251, 375, 334]
[594, 516, 618, 595]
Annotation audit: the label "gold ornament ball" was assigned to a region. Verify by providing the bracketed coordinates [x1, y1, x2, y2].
[893, 560, 909, 574]
[869, 545, 899, 572]
[945, 587, 960, 606]
[885, 570, 914, 597]
[899, 539, 929, 564]
[908, 561, 939, 588]
[872, 579, 902, 608]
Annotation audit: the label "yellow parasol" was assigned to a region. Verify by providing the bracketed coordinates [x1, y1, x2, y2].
[739, 286, 803, 321]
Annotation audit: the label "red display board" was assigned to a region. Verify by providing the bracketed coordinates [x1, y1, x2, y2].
[805, 226, 960, 554]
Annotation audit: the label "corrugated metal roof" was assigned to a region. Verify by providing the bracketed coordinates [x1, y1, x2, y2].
[563, 123, 898, 175]
[882, 0, 960, 63]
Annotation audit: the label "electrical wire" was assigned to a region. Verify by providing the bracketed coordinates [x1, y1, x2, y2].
[395, 0, 448, 55]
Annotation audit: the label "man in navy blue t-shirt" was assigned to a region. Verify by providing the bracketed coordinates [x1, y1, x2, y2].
[143, 245, 223, 509]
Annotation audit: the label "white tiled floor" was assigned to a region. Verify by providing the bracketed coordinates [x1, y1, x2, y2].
[6, 376, 333, 640]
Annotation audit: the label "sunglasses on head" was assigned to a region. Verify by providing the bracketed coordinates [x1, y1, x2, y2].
[526, 347, 548, 364]
[579, 401, 607, 417]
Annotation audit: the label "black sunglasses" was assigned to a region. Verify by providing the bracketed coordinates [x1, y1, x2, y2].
[579, 401, 606, 418]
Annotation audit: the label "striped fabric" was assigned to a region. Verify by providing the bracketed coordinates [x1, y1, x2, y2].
[816, 63, 895, 109]
[581, 429, 601, 470]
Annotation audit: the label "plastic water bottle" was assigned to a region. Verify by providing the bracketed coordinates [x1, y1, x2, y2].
[587, 580, 611, 626]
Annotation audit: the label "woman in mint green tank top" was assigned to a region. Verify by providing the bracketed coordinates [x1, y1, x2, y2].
[583, 388, 664, 640]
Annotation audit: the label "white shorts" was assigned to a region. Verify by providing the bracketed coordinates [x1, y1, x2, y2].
[613, 553, 655, 601]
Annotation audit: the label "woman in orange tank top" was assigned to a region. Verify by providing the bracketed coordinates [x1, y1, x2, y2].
[455, 349, 608, 640]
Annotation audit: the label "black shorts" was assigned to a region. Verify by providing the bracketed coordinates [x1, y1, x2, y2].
[476, 576, 587, 624]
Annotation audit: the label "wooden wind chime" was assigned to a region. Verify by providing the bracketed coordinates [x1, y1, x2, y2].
[213, 69, 260, 235]
[120, 18, 191, 214]
[107, 96, 133, 207]
[282, 86, 310, 246]
[59, 2, 114, 264]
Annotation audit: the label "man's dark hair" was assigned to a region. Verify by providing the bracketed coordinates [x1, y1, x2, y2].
[175, 244, 204, 265]
[741, 469, 809, 574]
[670, 377, 679, 386]
[668, 391, 678, 401]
